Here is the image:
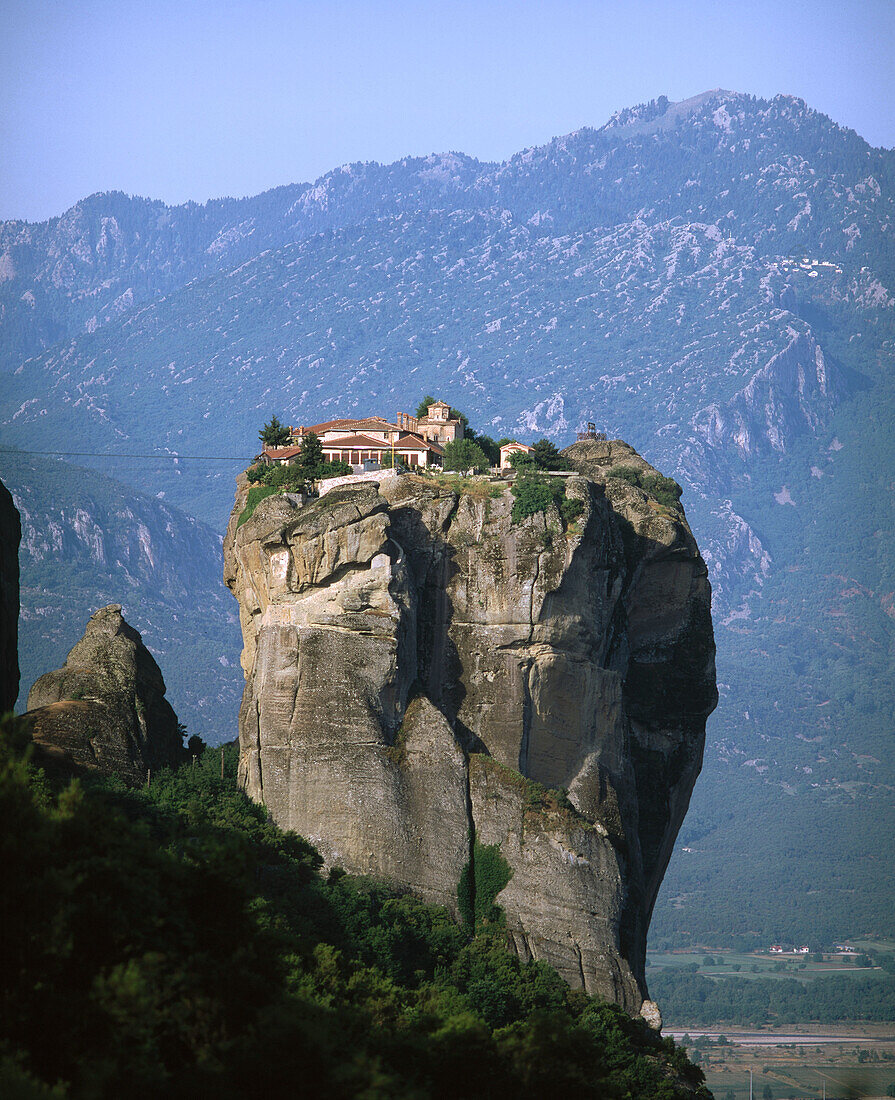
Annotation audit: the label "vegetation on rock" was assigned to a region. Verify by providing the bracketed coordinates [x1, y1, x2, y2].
[510, 470, 583, 526]
[457, 841, 514, 931]
[607, 465, 683, 510]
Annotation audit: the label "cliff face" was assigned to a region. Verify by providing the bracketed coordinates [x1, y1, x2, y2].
[0, 478, 20, 712]
[224, 446, 716, 1017]
[25, 604, 183, 784]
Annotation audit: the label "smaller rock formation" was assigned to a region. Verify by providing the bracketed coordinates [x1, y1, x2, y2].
[0, 478, 20, 712]
[25, 605, 183, 784]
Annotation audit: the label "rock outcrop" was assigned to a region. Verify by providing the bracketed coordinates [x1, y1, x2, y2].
[0, 478, 20, 712]
[224, 446, 716, 1018]
[25, 604, 183, 784]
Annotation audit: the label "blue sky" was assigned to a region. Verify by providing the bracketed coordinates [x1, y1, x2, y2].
[1, 0, 893, 222]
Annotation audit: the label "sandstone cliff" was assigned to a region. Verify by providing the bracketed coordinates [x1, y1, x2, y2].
[25, 604, 183, 784]
[224, 446, 716, 1018]
[0, 478, 20, 712]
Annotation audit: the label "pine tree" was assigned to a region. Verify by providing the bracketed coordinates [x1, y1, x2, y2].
[296, 431, 324, 475]
[259, 415, 291, 447]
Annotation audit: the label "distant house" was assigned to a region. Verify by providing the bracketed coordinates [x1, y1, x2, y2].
[499, 441, 533, 470]
[769, 945, 784, 954]
[795, 945, 810, 954]
[259, 445, 303, 466]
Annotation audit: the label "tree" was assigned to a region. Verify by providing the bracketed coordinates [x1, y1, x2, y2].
[443, 438, 490, 474]
[531, 438, 568, 470]
[509, 449, 537, 470]
[473, 434, 500, 466]
[259, 415, 291, 448]
[415, 395, 436, 419]
[296, 431, 324, 476]
[187, 734, 206, 760]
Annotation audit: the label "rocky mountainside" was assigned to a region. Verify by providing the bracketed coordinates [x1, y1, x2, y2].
[0, 450, 242, 740]
[1, 88, 892, 942]
[224, 451, 716, 1016]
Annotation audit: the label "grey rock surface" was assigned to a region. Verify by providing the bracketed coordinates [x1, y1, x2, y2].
[26, 604, 183, 784]
[224, 445, 717, 1015]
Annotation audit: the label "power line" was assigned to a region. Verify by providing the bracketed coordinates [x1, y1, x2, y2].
[0, 446, 246, 462]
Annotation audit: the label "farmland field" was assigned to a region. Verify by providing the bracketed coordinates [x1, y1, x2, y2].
[671, 1025, 895, 1099]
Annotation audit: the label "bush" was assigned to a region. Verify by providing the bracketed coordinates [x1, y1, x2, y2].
[237, 484, 279, 527]
[607, 465, 683, 509]
[511, 474, 557, 521]
[531, 438, 571, 470]
[561, 497, 585, 524]
[511, 472, 584, 528]
[457, 842, 513, 930]
[509, 450, 538, 470]
[264, 464, 307, 491]
[316, 459, 352, 478]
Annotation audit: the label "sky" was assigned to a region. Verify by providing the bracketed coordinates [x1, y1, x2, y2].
[1, 0, 893, 223]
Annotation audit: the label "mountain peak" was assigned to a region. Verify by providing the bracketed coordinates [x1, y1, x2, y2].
[599, 88, 739, 136]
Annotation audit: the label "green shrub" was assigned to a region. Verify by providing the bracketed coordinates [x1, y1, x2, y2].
[237, 484, 279, 527]
[511, 473, 557, 521]
[458, 841, 513, 930]
[511, 472, 584, 528]
[263, 464, 306, 491]
[444, 438, 491, 473]
[561, 497, 585, 524]
[607, 464, 642, 487]
[317, 459, 351, 478]
[509, 449, 537, 470]
[607, 465, 683, 509]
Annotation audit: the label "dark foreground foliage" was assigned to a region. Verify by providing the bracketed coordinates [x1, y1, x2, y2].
[0, 715, 708, 1099]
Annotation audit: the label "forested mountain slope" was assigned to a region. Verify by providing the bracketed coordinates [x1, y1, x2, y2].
[1, 89, 892, 943]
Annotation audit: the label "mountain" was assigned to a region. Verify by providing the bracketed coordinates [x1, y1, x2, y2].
[1, 89, 892, 944]
[0, 449, 242, 741]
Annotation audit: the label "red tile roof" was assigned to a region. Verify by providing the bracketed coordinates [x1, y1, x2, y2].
[321, 434, 396, 449]
[396, 434, 444, 455]
[263, 446, 303, 459]
[304, 416, 402, 434]
[321, 433, 444, 455]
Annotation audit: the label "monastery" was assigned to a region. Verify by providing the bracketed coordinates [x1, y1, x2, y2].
[262, 399, 463, 470]
[261, 398, 538, 473]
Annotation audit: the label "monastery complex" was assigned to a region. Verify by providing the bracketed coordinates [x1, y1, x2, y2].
[261, 398, 535, 472]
